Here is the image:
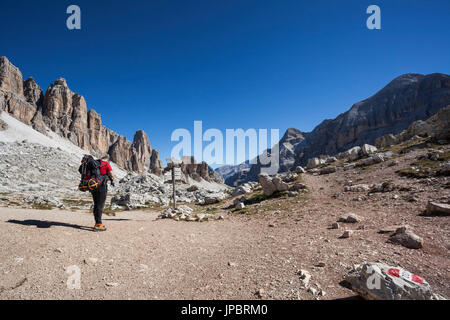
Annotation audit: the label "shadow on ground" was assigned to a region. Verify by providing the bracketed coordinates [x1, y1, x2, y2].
[6, 219, 93, 231]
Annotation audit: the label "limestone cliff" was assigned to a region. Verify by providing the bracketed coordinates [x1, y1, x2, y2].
[0, 56, 162, 174]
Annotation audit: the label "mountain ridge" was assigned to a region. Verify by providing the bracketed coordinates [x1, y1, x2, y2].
[0, 56, 163, 174]
[220, 72, 450, 185]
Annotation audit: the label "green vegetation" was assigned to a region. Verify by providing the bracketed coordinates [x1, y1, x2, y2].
[379, 137, 428, 154]
[231, 206, 250, 214]
[62, 198, 91, 207]
[397, 150, 450, 178]
[382, 180, 392, 188]
[31, 203, 55, 210]
[245, 190, 287, 205]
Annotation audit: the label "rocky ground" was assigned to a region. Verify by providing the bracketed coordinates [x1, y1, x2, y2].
[0, 139, 229, 212]
[0, 139, 448, 300]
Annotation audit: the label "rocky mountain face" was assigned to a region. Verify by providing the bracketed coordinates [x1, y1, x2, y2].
[215, 161, 252, 184]
[223, 128, 307, 186]
[0, 56, 162, 174]
[376, 105, 450, 148]
[222, 73, 450, 185]
[293, 73, 450, 167]
[180, 156, 223, 183]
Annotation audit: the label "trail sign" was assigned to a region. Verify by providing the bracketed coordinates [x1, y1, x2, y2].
[165, 158, 183, 209]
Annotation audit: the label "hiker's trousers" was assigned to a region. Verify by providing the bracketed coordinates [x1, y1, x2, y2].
[91, 183, 107, 224]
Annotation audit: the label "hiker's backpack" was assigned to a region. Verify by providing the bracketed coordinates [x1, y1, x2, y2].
[78, 155, 102, 192]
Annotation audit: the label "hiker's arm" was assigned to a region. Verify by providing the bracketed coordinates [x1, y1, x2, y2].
[108, 172, 115, 186]
[107, 163, 115, 185]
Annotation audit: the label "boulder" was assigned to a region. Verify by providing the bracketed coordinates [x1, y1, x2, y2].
[232, 185, 251, 197]
[233, 197, 246, 206]
[319, 166, 337, 175]
[159, 205, 195, 220]
[325, 156, 338, 164]
[257, 173, 291, 196]
[272, 176, 289, 192]
[359, 154, 384, 167]
[200, 213, 214, 221]
[289, 183, 307, 192]
[306, 157, 321, 169]
[295, 166, 306, 174]
[343, 163, 356, 171]
[339, 146, 362, 161]
[369, 181, 394, 193]
[84, 257, 99, 266]
[330, 222, 339, 229]
[338, 213, 361, 223]
[426, 201, 450, 216]
[235, 202, 245, 210]
[388, 226, 423, 249]
[344, 262, 442, 300]
[298, 269, 311, 287]
[110, 193, 148, 210]
[340, 230, 354, 238]
[280, 172, 298, 182]
[258, 173, 277, 196]
[203, 195, 222, 205]
[378, 225, 404, 234]
[361, 144, 378, 156]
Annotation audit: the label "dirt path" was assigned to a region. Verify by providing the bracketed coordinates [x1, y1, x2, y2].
[0, 205, 328, 300]
[0, 153, 449, 299]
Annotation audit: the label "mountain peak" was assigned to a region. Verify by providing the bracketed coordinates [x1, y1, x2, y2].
[53, 77, 68, 87]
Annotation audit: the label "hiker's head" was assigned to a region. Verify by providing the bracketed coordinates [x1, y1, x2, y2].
[101, 155, 110, 162]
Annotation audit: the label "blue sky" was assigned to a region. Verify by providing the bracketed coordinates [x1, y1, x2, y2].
[1, 0, 449, 167]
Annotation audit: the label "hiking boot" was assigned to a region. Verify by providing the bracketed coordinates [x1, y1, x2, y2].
[93, 224, 107, 232]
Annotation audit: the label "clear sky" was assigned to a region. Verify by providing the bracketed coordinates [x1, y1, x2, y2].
[1, 0, 449, 167]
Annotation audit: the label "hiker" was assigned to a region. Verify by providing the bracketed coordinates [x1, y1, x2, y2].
[78, 154, 115, 231]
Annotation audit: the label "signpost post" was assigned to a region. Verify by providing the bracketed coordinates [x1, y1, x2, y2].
[165, 158, 182, 210]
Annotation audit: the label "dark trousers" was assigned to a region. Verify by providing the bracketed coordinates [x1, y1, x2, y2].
[91, 183, 107, 224]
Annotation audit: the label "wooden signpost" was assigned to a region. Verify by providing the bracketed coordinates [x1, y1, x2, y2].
[165, 158, 183, 209]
